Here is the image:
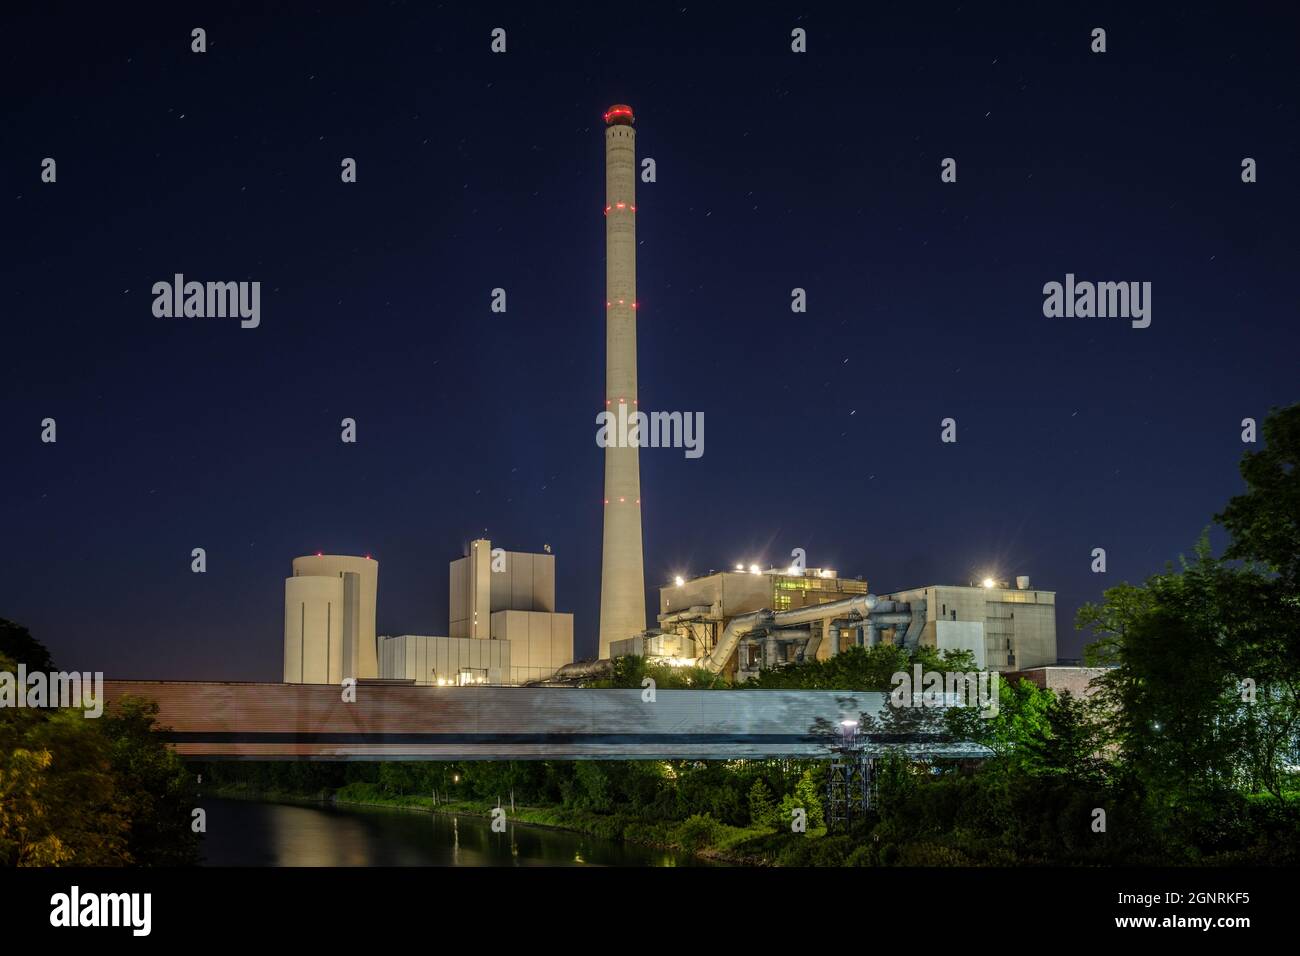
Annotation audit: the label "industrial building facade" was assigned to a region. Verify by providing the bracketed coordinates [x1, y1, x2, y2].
[660, 567, 870, 622]
[652, 568, 873, 674]
[283, 540, 573, 687]
[378, 634, 510, 687]
[282, 554, 380, 684]
[449, 541, 556, 639]
[639, 565, 1057, 680]
[381, 538, 573, 686]
[880, 581, 1056, 671]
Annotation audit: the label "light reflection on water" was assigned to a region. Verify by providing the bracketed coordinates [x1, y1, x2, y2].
[200, 798, 710, 867]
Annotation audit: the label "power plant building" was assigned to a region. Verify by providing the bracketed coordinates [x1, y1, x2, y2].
[880, 580, 1056, 671]
[378, 539, 573, 686]
[636, 565, 1057, 681]
[449, 540, 556, 638]
[378, 634, 509, 686]
[661, 567, 870, 625]
[489, 610, 573, 685]
[283, 574, 346, 684]
[282, 554, 379, 684]
[276, 105, 1055, 694]
[654, 567, 871, 667]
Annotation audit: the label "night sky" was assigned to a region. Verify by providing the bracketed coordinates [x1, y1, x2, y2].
[3, 3, 1297, 681]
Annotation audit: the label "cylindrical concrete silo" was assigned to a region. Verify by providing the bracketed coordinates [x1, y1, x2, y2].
[283, 574, 346, 684]
[291, 554, 379, 679]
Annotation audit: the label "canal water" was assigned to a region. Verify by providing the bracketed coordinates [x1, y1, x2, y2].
[200, 797, 709, 866]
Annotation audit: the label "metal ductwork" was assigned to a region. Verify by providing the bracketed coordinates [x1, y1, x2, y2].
[894, 600, 927, 650]
[657, 605, 714, 625]
[701, 593, 880, 673]
[772, 593, 878, 628]
[871, 612, 912, 626]
[549, 658, 614, 681]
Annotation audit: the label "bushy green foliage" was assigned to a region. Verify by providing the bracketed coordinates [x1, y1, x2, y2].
[1216, 402, 1300, 590]
[100, 697, 201, 865]
[747, 779, 777, 827]
[675, 813, 720, 851]
[777, 768, 825, 829]
[0, 619, 56, 672]
[747, 643, 977, 692]
[596, 655, 723, 689]
[0, 649, 199, 866]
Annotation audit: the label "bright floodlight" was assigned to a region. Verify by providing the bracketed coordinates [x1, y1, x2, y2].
[841, 719, 858, 728]
[982, 577, 996, 588]
[674, 575, 685, 587]
[749, 564, 761, 574]
[734, 563, 744, 571]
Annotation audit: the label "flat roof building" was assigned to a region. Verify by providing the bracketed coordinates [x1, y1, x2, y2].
[379, 634, 510, 687]
[378, 539, 574, 686]
[880, 579, 1056, 671]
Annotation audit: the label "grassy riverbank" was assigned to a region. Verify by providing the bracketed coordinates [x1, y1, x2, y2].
[208, 781, 799, 865]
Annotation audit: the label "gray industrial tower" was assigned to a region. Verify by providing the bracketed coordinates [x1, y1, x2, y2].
[598, 103, 647, 658]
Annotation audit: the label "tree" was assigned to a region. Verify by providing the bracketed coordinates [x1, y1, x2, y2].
[1213, 404, 1300, 796]
[0, 748, 73, 866]
[0, 649, 130, 866]
[101, 697, 201, 865]
[1019, 691, 1109, 783]
[779, 768, 825, 829]
[0, 618, 56, 671]
[747, 779, 777, 827]
[1078, 540, 1298, 802]
[1216, 404, 1300, 589]
[944, 676, 1055, 772]
[0, 628, 202, 866]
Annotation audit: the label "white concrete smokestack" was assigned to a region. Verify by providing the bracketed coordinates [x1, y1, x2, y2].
[598, 104, 647, 658]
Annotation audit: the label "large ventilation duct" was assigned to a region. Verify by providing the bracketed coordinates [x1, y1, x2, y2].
[550, 658, 615, 681]
[773, 593, 878, 628]
[895, 600, 928, 650]
[871, 612, 912, 626]
[701, 593, 880, 673]
[658, 605, 714, 625]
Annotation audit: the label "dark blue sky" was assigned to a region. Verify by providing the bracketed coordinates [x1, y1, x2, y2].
[3, 2, 1297, 679]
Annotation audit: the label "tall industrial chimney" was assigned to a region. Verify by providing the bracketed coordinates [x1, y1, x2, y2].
[598, 103, 647, 658]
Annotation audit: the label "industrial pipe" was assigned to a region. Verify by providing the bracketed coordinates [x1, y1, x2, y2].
[657, 605, 714, 625]
[771, 593, 878, 628]
[701, 593, 879, 673]
[550, 658, 614, 680]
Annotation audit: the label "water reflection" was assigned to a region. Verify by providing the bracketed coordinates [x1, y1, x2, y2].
[200, 798, 710, 867]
